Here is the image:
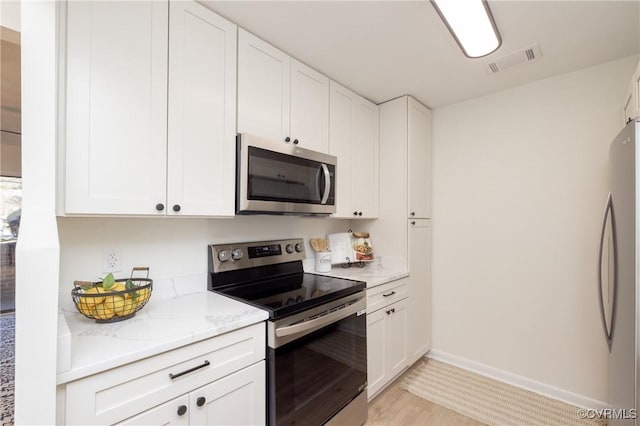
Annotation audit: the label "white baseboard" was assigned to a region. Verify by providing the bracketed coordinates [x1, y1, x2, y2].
[426, 349, 608, 410]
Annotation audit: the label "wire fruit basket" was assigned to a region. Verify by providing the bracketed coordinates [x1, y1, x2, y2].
[71, 267, 153, 323]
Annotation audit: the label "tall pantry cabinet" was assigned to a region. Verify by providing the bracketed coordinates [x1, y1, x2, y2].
[367, 95, 432, 373]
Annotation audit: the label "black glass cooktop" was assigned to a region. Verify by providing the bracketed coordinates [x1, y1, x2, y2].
[208, 261, 365, 319]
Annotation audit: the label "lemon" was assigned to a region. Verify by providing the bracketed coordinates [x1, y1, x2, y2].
[82, 287, 105, 306]
[136, 287, 151, 307]
[76, 298, 95, 317]
[92, 302, 115, 320]
[105, 295, 137, 316]
[111, 282, 127, 293]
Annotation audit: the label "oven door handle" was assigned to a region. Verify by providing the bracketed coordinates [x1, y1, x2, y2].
[275, 298, 364, 338]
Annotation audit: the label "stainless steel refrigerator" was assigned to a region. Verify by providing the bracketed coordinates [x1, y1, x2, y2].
[599, 118, 639, 424]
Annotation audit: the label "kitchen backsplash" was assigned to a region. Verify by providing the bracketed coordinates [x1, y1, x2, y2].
[57, 216, 351, 311]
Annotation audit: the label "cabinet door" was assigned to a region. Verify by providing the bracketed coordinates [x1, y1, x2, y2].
[407, 219, 431, 365]
[65, 1, 168, 214]
[407, 97, 431, 219]
[238, 29, 290, 143]
[290, 59, 329, 153]
[386, 298, 408, 379]
[329, 82, 354, 218]
[366, 307, 387, 400]
[329, 81, 379, 219]
[189, 361, 266, 426]
[117, 395, 189, 426]
[167, 1, 236, 217]
[351, 96, 379, 218]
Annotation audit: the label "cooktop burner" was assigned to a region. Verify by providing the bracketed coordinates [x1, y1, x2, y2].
[207, 238, 365, 319]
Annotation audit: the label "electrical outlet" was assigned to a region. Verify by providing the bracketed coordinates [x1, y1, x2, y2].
[102, 248, 122, 273]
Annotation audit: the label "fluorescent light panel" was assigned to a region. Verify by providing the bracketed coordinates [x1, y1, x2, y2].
[432, 0, 502, 58]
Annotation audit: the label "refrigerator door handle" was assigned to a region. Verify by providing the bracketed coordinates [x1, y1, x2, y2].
[597, 192, 616, 349]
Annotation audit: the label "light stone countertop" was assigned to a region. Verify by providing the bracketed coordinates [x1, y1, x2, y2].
[56, 290, 268, 384]
[303, 256, 409, 288]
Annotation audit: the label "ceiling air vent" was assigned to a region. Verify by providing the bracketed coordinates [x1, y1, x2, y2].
[488, 44, 541, 73]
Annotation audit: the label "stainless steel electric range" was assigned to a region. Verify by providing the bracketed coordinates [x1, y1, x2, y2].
[208, 238, 368, 426]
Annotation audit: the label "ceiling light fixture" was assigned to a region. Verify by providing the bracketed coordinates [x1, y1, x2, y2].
[431, 0, 502, 58]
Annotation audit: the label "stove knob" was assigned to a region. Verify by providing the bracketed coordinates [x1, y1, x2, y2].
[231, 249, 244, 261]
[294, 243, 303, 253]
[285, 244, 295, 254]
[295, 295, 304, 303]
[217, 250, 231, 262]
[286, 297, 295, 305]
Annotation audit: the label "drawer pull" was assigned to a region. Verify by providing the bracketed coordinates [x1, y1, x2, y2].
[382, 291, 396, 297]
[169, 360, 210, 380]
[386, 308, 396, 315]
[177, 405, 187, 416]
[196, 396, 206, 407]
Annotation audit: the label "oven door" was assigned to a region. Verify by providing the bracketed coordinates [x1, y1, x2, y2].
[267, 295, 367, 426]
[237, 133, 336, 215]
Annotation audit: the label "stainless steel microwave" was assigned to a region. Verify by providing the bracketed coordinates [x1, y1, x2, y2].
[236, 133, 336, 215]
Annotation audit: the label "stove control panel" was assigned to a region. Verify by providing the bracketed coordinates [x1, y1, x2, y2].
[209, 238, 307, 272]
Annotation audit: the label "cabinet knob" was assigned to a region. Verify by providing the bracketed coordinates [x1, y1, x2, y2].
[353, 211, 358, 216]
[411, 221, 416, 225]
[285, 136, 291, 142]
[173, 204, 181, 212]
[155, 203, 165, 212]
[196, 396, 206, 407]
[293, 139, 299, 145]
[358, 211, 363, 216]
[177, 405, 187, 416]
[410, 211, 415, 216]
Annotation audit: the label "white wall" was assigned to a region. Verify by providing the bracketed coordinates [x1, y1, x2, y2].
[431, 56, 638, 403]
[1, 0, 20, 32]
[57, 216, 351, 310]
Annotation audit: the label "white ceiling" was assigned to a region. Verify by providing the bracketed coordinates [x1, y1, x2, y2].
[203, 1, 640, 109]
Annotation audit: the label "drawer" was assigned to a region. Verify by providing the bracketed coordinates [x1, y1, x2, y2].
[65, 322, 265, 425]
[367, 278, 408, 313]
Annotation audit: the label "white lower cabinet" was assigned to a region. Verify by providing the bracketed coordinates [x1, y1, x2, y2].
[118, 361, 265, 426]
[61, 323, 265, 425]
[366, 283, 408, 400]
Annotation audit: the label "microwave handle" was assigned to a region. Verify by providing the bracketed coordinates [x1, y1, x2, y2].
[320, 164, 331, 205]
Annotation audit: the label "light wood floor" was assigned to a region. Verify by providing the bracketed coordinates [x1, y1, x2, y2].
[366, 375, 486, 426]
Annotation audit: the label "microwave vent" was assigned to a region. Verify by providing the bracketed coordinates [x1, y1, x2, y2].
[488, 44, 541, 73]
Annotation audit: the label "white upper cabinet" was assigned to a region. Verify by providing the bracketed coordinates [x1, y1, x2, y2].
[237, 29, 290, 143]
[62, 0, 237, 216]
[329, 81, 379, 218]
[167, 1, 237, 216]
[407, 97, 431, 219]
[290, 59, 330, 153]
[238, 29, 329, 152]
[64, 1, 169, 215]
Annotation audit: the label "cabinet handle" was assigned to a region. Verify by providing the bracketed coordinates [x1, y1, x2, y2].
[173, 204, 181, 212]
[383, 291, 396, 297]
[155, 203, 165, 212]
[285, 136, 291, 142]
[177, 405, 187, 416]
[196, 396, 206, 407]
[169, 360, 210, 380]
[293, 139, 299, 145]
[386, 308, 396, 315]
